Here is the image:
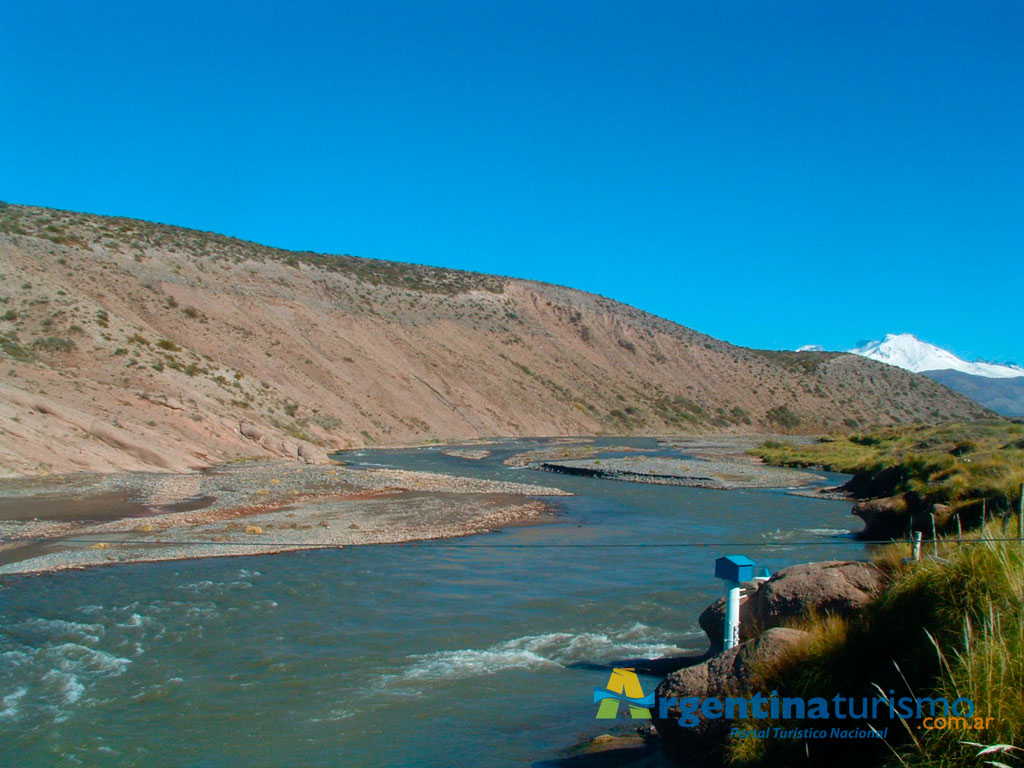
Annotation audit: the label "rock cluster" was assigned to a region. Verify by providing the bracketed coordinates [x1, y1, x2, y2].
[853, 495, 957, 540]
[656, 628, 811, 764]
[239, 421, 327, 463]
[654, 560, 889, 764]
[699, 560, 885, 651]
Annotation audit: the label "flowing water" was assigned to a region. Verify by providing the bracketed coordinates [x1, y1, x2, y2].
[0, 438, 864, 767]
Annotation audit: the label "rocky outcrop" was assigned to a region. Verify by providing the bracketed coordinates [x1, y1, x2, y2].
[138, 391, 186, 410]
[240, 421, 292, 456]
[661, 560, 890, 764]
[239, 421, 270, 442]
[749, 560, 887, 627]
[853, 493, 961, 540]
[239, 421, 327, 464]
[654, 628, 811, 765]
[852, 495, 909, 539]
[698, 561, 887, 651]
[296, 443, 327, 463]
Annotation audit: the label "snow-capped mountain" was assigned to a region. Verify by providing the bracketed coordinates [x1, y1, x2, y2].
[794, 334, 1024, 416]
[849, 334, 1024, 379]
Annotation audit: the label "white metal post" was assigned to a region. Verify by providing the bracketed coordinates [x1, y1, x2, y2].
[724, 580, 741, 650]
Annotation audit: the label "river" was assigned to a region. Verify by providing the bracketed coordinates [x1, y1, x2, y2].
[0, 437, 864, 767]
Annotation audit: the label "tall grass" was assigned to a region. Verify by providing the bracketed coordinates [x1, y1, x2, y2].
[725, 522, 1024, 766]
[890, 535, 1024, 766]
[752, 421, 1024, 537]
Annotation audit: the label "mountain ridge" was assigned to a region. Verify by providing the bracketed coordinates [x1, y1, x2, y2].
[920, 369, 1024, 419]
[807, 332, 1024, 417]
[849, 333, 1024, 379]
[0, 202, 991, 476]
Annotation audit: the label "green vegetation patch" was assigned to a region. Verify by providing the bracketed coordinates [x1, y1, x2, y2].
[0, 333, 33, 361]
[753, 421, 1024, 518]
[765, 404, 801, 429]
[752, 349, 841, 375]
[32, 335, 76, 353]
[729, 529, 1024, 767]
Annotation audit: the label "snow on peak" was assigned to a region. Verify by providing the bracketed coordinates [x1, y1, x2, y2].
[796, 344, 825, 352]
[849, 334, 1024, 379]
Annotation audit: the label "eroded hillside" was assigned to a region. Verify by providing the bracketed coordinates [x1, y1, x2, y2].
[0, 202, 991, 476]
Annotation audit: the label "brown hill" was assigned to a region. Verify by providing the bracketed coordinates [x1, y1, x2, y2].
[0, 202, 990, 476]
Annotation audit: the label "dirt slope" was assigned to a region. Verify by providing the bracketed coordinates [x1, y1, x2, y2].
[0, 202, 990, 476]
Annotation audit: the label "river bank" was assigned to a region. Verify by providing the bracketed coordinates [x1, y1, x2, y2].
[0, 437, 868, 768]
[518, 435, 827, 490]
[0, 433, 854, 576]
[531, 455, 823, 490]
[0, 459, 569, 575]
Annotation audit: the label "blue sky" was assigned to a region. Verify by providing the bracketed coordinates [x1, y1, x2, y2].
[2, 1, 1021, 362]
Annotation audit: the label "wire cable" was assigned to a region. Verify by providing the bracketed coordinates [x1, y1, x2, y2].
[2, 536, 1023, 548]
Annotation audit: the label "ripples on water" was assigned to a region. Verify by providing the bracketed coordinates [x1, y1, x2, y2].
[0, 439, 863, 767]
